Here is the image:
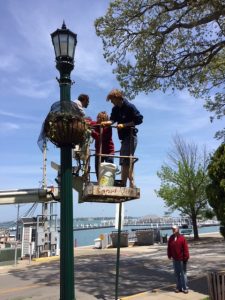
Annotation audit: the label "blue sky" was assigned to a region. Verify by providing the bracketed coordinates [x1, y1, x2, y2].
[0, 0, 223, 223]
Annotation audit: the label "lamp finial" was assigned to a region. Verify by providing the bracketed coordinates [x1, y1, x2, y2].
[62, 20, 66, 29]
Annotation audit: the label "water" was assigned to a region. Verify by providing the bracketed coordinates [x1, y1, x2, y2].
[5, 220, 220, 247]
[73, 225, 220, 247]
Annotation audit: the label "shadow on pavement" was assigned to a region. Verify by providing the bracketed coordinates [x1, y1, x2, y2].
[5, 237, 225, 299]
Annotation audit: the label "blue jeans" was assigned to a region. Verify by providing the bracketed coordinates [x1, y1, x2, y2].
[173, 260, 188, 291]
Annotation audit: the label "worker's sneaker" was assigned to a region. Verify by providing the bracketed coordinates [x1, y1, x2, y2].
[130, 182, 137, 188]
[175, 289, 182, 293]
[183, 290, 189, 294]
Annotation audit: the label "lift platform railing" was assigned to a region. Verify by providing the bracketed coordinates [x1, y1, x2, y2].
[74, 123, 139, 188]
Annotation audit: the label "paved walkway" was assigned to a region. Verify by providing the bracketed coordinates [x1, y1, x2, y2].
[0, 259, 209, 300]
[0, 233, 221, 299]
[121, 289, 208, 299]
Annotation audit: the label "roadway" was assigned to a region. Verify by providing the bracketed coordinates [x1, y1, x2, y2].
[0, 233, 224, 299]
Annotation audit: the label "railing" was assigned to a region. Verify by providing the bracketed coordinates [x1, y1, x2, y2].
[72, 124, 138, 187]
[208, 270, 225, 300]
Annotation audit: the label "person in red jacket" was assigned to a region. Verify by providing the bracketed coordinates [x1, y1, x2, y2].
[91, 111, 115, 180]
[167, 225, 190, 294]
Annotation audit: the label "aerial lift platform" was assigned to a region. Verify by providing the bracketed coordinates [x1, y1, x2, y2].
[70, 124, 140, 204]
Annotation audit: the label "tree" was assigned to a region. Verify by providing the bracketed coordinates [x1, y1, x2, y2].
[95, 0, 225, 138]
[206, 143, 225, 238]
[156, 135, 210, 240]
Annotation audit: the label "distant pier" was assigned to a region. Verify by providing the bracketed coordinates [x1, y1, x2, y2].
[56, 221, 220, 232]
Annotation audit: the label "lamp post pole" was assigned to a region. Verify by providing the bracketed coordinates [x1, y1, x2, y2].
[51, 22, 77, 300]
[60, 84, 74, 300]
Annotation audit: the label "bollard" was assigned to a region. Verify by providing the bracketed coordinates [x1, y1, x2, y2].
[29, 242, 32, 265]
[14, 242, 18, 266]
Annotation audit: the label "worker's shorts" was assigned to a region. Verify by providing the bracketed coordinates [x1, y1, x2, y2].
[120, 135, 137, 165]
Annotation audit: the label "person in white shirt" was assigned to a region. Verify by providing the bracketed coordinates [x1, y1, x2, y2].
[73, 94, 89, 117]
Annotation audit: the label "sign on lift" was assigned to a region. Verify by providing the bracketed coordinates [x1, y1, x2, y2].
[82, 185, 140, 203]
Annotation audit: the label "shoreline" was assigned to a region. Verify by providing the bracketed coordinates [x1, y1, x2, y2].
[75, 230, 222, 250]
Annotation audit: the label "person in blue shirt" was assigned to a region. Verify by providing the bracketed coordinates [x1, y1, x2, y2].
[101, 89, 143, 188]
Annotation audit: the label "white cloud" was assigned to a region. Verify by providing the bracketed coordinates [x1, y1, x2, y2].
[0, 164, 43, 175]
[6, 0, 114, 90]
[177, 116, 210, 133]
[0, 110, 39, 121]
[0, 54, 21, 72]
[0, 122, 20, 132]
[13, 78, 54, 99]
[8, 2, 53, 62]
[133, 93, 174, 111]
[133, 90, 204, 115]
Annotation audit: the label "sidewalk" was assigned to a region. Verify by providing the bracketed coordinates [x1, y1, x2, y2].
[121, 289, 208, 299]
[0, 254, 209, 300]
[0, 233, 221, 299]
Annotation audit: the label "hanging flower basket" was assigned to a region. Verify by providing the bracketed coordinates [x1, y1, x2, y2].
[44, 112, 88, 147]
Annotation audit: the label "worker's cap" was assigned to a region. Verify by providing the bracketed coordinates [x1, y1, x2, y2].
[106, 89, 123, 101]
[171, 225, 179, 230]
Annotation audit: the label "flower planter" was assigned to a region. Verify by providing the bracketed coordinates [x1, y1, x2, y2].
[44, 112, 87, 147]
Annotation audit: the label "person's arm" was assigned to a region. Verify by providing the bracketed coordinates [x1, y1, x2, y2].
[101, 120, 113, 126]
[183, 238, 190, 261]
[130, 103, 143, 125]
[167, 237, 172, 259]
[117, 104, 143, 128]
[117, 121, 135, 129]
[91, 129, 99, 140]
[73, 100, 85, 117]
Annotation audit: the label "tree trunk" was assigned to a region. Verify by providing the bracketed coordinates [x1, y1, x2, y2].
[192, 216, 199, 240]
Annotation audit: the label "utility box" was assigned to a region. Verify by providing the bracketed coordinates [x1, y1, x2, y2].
[94, 234, 109, 249]
[94, 238, 102, 249]
[136, 230, 154, 245]
[36, 232, 45, 246]
[110, 231, 129, 248]
[100, 234, 109, 249]
[50, 232, 58, 245]
[18, 216, 59, 258]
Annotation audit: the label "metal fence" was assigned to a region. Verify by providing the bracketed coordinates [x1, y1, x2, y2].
[0, 247, 21, 266]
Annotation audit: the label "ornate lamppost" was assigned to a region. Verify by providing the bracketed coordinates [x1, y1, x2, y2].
[51, 22, 77, 300]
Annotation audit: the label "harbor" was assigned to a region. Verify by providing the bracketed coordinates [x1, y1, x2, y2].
[0, 217, 220, 251]
[73, 222, 219, 247]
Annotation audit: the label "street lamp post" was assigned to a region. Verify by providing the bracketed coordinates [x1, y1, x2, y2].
[51, 22, 77, 300]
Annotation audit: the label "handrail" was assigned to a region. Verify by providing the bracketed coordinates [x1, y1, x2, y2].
[86, 123, 138, 186]
[88, 152, 139, 164]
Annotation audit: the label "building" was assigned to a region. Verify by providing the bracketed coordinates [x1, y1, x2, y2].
[17, 216, 59, 258]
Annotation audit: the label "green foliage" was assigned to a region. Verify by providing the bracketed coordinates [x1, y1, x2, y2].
[156, 135, 210, 239]
[206, 143, 225, 237]
[201, 208, 215, 220]
[95, 0, 225, 138]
